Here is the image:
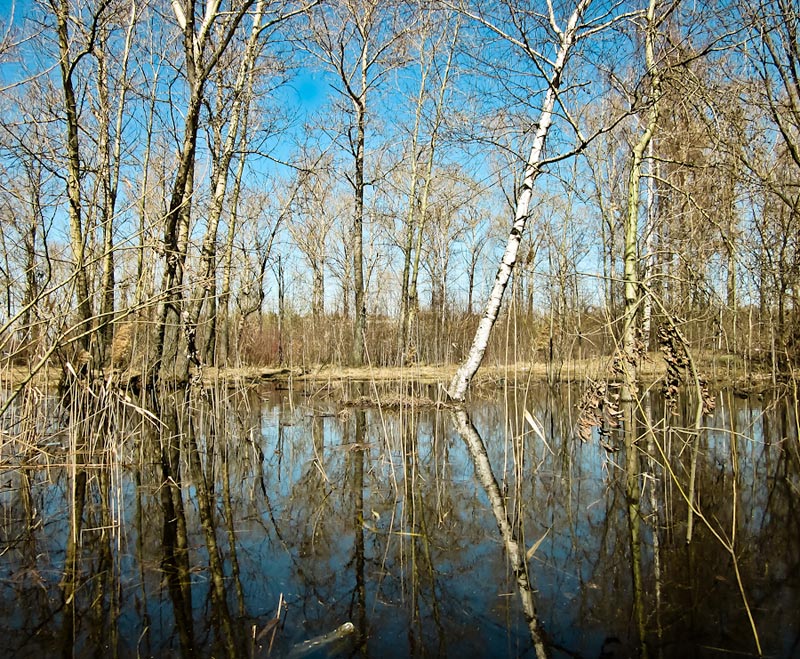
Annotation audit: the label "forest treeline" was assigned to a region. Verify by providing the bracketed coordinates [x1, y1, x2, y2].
[0, 0, 798, 388]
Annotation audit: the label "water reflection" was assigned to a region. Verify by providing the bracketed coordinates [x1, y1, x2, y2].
[0, 382, 798, 657]
[450, 407, 547, 658]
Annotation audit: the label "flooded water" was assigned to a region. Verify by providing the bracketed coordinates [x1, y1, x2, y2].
[1, 380, 798, 658]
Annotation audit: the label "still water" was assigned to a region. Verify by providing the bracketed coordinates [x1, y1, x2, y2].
[0, 381, 798, 658]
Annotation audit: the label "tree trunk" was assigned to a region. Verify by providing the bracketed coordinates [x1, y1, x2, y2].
[135, 75, 158, 309]
[21, 165, 42, 348]
[219, 136, 248, 365]
[151, 0, 259, 383]
[54, 0, 94, 349]
[96, 8, 135, 354]
[312, 259, 325, 320]
[352, 59, 367, 366]
[406, 31, 456, 361]
[448, 0, 591, 401]
[641, 138, 658, 350]
[621, 0, 660, 404]
[620, 3, 662, 655]
[95, 41, 115, 351]
[398, 53, 426, 360]
[182, 0, 264, 377]
[277, 255, 285, 365]
[152, 91, 201, 382]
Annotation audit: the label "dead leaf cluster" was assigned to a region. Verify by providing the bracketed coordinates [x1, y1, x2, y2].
[576, 378, 622, 443]
[658, 324, 716, 415]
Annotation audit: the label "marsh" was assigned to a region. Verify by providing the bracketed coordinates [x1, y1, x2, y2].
[0, 379, 797, 658]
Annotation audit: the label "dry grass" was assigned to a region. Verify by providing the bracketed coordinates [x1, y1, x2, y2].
[0, 364, 62, 388]
[200, 358, 656, 391]
[0, 351, 764, 393]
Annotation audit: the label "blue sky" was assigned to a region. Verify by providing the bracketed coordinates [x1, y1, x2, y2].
[0, 0, 27, 22]
[293, 72, 324, 108]
[0, 0, 744, 315]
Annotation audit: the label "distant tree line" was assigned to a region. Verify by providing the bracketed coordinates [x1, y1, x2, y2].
[0, 0, 798, 387]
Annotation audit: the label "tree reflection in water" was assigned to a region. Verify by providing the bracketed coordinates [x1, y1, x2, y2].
[450, 407, 548, 659]
[0, 382, 798, 657]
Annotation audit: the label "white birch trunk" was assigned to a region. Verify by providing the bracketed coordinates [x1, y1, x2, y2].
[448, 0, 592, 401]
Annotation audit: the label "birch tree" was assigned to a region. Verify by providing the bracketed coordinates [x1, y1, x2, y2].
[447, 0, 595, 401]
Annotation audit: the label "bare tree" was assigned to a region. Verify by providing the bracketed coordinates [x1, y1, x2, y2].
[48, 0, 109, 352]
[91, 0, 137, 350]
[146, 0, 320, 382]
[736, 0, 800, 362]
[619, 0, 667, 402]
[301, 0, 411, 365]
[447, 0, 595, 401]
[287, 151, 338, 321]
[182, 0, 270, 375]
[150, 0, 257, 382]
[397, 6, 459, 362]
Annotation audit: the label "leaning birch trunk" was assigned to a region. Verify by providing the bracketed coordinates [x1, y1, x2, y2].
[447, 0, 591, 401]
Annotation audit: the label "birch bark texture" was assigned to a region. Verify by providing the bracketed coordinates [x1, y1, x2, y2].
[447, 0, 592, 401]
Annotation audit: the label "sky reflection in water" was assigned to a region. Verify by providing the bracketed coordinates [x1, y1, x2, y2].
[0, 383, 798, 658]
